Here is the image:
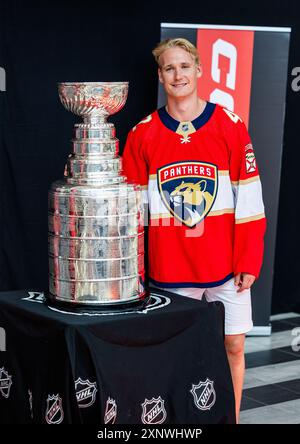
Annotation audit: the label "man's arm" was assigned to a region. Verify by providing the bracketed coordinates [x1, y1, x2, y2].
[225, 111, 266, 288]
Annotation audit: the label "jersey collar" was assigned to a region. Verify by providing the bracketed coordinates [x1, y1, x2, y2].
[157, 101, 216, 133]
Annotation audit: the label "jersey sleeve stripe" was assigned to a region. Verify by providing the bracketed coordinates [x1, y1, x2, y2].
[233, 180, 265, 218]
[209, 208, 235, 216]
[235, 212, 266, 224]
[150, 213, 172, 220]
[231, 176, 261, 186]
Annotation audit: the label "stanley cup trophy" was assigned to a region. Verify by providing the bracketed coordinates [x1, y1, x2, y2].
[47, 82, 147, 311]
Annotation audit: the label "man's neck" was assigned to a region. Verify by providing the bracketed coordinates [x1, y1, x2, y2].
[166, 97, 206, 122]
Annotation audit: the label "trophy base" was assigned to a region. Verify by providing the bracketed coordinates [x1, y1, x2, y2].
[45, 291, 150, 314]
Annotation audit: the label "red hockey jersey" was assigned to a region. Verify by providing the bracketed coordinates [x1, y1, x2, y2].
[122, 102, 266, 288]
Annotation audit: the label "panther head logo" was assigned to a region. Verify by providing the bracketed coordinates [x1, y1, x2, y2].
[170, 180, 208, 206]
[170, 180, 214, 226]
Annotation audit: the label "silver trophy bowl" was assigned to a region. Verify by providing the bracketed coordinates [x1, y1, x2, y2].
[58, 82, 129, 120]
[48, 82, 146, 310]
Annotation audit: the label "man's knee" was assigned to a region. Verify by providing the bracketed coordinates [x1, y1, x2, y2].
[224, 334, 245, 358]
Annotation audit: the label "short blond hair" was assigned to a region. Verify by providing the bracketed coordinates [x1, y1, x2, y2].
[152, 38, 200, 66]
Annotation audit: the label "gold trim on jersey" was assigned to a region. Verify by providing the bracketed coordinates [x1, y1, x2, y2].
[235, 212, 265, 224]
[231, 176, 260, 186]
[150, 213, 172, 219]
[208, 208, 235, 217]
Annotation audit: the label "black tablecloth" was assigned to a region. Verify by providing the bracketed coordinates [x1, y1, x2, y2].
[0, 289, 235, 424]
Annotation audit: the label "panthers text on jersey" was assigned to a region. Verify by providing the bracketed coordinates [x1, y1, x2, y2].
[122, 102, 266, 288]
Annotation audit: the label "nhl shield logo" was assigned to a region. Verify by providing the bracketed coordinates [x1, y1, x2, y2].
[75, 377, 97, 408]
[157, 161, 218, 227]
[104, 397, 117, 424]
[0, 367, 12, 398]
[45, 394, 64, 424]
[141, 396, 167, 424]
[190, 378, 216, 411]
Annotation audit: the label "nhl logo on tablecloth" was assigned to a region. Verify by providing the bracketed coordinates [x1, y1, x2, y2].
[245, 143, 257, 173]
[104, 397, 117, 424]
[75, 377, 97, 408]
[0, 367, 12, 398]
[45, 394, 64, 424]
[141, 396, 167, 424]
[157, 161, 218, 227]
[22, 291, 45, 303]
[190, 378, 216, 411]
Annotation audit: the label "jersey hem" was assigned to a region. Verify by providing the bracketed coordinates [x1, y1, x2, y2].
[149, 273, 234, 289]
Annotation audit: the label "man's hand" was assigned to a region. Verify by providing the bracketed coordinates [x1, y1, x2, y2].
[234, 272, 256, 293]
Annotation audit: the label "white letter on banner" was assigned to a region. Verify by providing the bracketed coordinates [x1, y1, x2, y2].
[211, 38, 237, 90]
[210, 88, 234, 111]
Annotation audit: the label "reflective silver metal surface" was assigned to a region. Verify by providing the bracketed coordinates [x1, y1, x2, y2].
[48, 82, 145, 305]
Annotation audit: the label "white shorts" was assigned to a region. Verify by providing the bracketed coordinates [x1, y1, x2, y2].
[152, 278, 253, 335]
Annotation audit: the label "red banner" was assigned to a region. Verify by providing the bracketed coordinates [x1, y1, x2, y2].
[197, 29, 254, 128]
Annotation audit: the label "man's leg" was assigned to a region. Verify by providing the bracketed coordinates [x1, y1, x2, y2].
[224, 333, 245, 423]
[205, 279, 252, 423]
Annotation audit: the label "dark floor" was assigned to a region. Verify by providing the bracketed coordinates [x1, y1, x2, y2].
[240, 312, 300, 424]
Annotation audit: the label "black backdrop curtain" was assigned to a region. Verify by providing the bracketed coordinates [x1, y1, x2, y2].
[0, 0, 299, 314]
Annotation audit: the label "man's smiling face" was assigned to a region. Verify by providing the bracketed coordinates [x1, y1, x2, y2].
[158, 47, 202, 99]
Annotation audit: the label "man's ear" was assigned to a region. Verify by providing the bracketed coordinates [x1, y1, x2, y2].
[196, 64, 202, 79]
[158, 68, 164, 84]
